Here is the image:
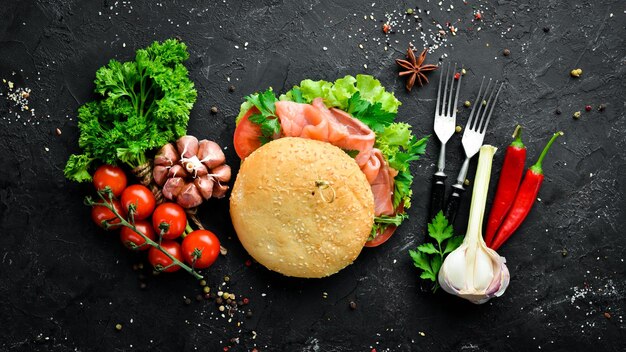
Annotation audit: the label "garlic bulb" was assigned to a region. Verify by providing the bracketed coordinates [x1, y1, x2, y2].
[438, 145, 510, 304]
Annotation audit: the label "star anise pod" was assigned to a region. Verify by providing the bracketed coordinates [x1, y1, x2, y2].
[396, 48, 438, 91]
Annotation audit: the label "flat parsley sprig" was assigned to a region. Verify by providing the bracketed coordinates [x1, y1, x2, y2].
[409, 211, 463, 291]
[245, 89, 281, 144]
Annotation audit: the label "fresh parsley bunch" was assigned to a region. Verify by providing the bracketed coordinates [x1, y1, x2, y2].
[64, 39, 197, 182]
[410, 211, 464, 291]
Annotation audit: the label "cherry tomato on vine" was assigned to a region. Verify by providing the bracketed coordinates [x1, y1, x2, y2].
[148, 240, 183, 273]
[152, 203, 187, 240]
[120, 185, 155, 220]
[182, 230, 220, 269]
[93, 165, 127, 197]
[91, 200, 125, 229]
[120, 220, 155, 251]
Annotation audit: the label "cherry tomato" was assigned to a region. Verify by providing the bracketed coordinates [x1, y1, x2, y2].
[93, 165, 127, 197]
[181, 230, 220, 269]
[120, 220, 155, 251]
[91, 200, 125, 229]
[152, 203, 187, 240]
[121, 185, 156, 220]
[233, 108, 263, 159]
[148, 241, 183, 273]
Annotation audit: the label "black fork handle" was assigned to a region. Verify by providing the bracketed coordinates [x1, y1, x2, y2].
[429, 174, 447, 220]
[444, 184, 466, 225]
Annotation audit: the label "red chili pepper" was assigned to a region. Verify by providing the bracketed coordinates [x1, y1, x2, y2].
[490, 131, 563, 251]
[484, 125, 526, 247]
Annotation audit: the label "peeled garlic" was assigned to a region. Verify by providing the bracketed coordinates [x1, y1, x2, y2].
[438, 145, 510, 304]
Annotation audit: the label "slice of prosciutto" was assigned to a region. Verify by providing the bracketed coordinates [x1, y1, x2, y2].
[274, 98, 396, 216]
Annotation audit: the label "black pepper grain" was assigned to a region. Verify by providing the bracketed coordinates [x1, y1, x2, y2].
[246, 310, 253, 318]
[210, 106, 218, 114]
[503, 48, 511, 56]
[555, 109, 562, 115]
[349, 301, 357, 310]
[543, 26, 550, 32]
[598, 104, 606, 112]
[226, 299, 232, 305]
[230, 301, 237, 307]
[215, 297, 223, 305]
[228, 85, 235, 92]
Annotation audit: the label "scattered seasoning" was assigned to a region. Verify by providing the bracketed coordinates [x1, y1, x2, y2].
[196, 294, 203, 301]
[474, 12, 482, 20]
[481, 100, 487, 106]
[216, 297, 223, 305]
[224, 276, 230, 282]
[203, 286, 211, 294]
[561, 248, 568, 257]
[604, 312, 611, 319]
[55, 128, 62, 136]
[598, 104, 606, 112]
[461, 68, 467, 75]
[219, 305, 225, 312]
[585, 105, 592, 112]
[139, 282, 147, 290]
[555, 109, 562, 115]
[115, 324, 123, 331]
[184, 297, 192, 305]
[503, 48, 511, 56]
[349, 301, 357, 310]
[454, 72, 461, 80]
[246, 310, 253, 318]
[455, 125, 462, 133]
[543, 26, 550, 32]
[573, 111, 581, 119]
[243, 297, 250, 305]
[570, 68, 583, 77]
[464, 179, 470, 186]
[382, 23, 391, 34]
[406, 8, 414, 15]
[210, 106, 218, 114]
[464, 100, 471, 107]
[228, 85, 236, 92]
[395, 47, 438, 91]
[200, 279, 207, 286]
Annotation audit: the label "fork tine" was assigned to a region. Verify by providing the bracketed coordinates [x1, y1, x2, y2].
[479, 82, 504, 133]
[451, 65, 463, 119]
[465, 77, 485, 130]
[435, 62, 446, 116]
[477, 80, 499, 132]
[446, 63, 458, 117]
[472, 78, 492, 130]
[440, 63, 450, 115]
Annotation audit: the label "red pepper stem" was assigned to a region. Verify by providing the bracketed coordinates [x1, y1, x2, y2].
[510, 125, 524, 148]
[530, 131, 563, 175]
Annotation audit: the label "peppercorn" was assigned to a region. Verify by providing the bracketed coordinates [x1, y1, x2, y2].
[226, 299, 232, 305]
[115, 323, 123, 331]
[242, 297, 250, 305]
[210, 106, 218, 114]
[482, 100, 487, 106]
[55, 128, 62, 136]
[464, 100, 471, 108]
[224, 276, 230, 282]
[203, 286, 210, 294]
[138, 263, 144, 269]
[543, 26, 550, 33]
[455, 125, 462, 133]
[218, 305, 225, 312]
[406, 8, 414, 15]
[464, 179, 470, 186]
[598, 104, 606, 111]
[228, 85, 236, 92]
[461, 68, 467, 75]
[573, 111, 581, 119]
[199, 279, 207, 286]
[184, 297, 192, 305]
[585, 105, 592, 112]
[230, 301, 237, 307]
[216, 297, 223, 305]
[503, 48, 510, 56]
[561, 249, 568, 257]
[349, 301, 357, 310]
[555, 109, 562, 115]
[604, 312, 611, 319]
[246, 310, 253, 318]
[570, 68, 582, 77]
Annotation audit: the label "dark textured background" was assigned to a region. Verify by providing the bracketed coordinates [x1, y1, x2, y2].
[0, 0, 624, 351]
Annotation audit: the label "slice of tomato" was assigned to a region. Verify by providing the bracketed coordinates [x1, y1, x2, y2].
[364, 225, 397, 247]
[233, 108, 263, 159]
[364, 203, 405, 247]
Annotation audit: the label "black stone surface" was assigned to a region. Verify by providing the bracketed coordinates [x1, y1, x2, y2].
[1, 1, 625, 351]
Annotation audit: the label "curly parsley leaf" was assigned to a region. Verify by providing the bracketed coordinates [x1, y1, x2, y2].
[64, 39, 197, 182]
[409, 211, 463, 292]
[347, 92, 395, 133]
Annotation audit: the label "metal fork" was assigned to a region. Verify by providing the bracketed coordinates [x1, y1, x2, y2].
[444, 77, 504, 224]
[430, 62, 463, 220]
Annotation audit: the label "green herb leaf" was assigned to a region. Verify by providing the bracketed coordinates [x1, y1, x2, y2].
[346, 92, 395, 133]
[409, 211, 462, 291]
[64, 39, 197, 182]
[245, 88, 281, 145]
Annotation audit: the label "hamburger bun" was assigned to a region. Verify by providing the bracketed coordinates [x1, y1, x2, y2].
[230, 137, 374, 278]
